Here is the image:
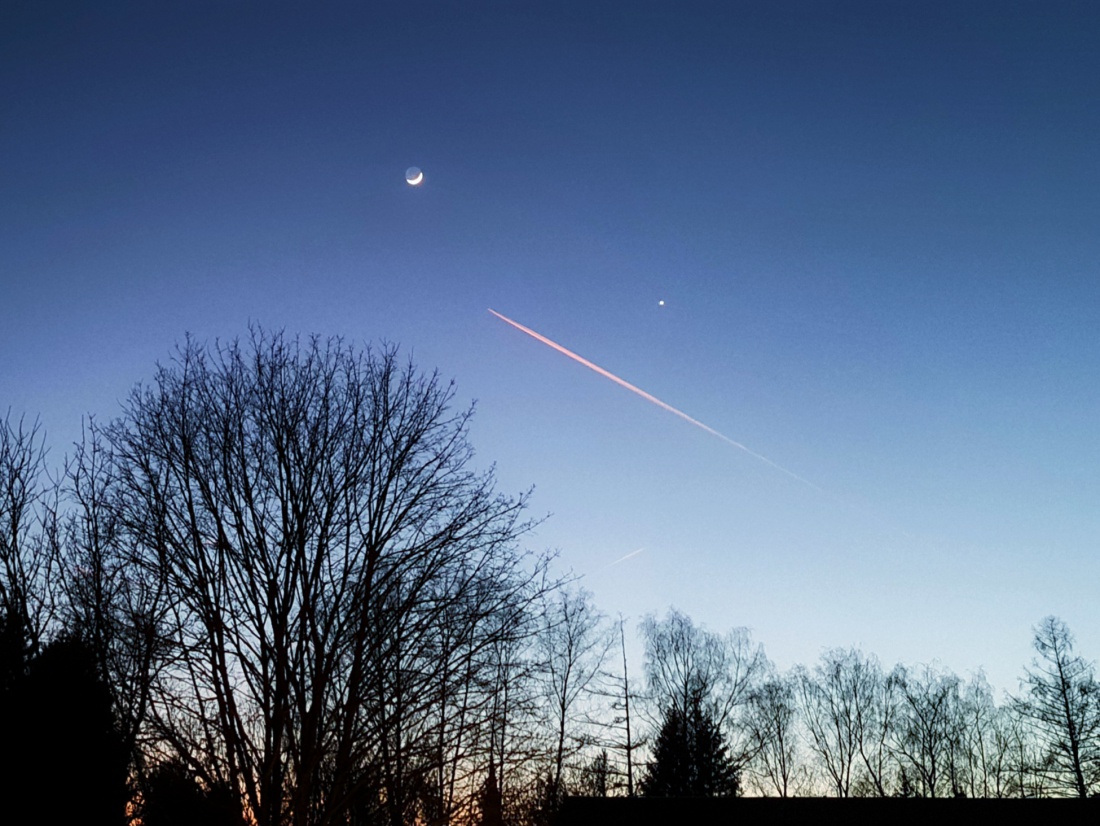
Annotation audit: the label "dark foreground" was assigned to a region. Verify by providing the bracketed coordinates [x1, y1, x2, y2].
[557, 796, 1100, 826]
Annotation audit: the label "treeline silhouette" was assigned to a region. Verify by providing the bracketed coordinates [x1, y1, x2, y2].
[1, 328, 1097, 825]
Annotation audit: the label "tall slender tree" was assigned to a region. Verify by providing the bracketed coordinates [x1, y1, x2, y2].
[1015, 616, 1100, 797]
[593, 615, 642, 797]
[0, 412, 55, 650]
[747, 675, 799, 797]
[537, 587, 610, 806]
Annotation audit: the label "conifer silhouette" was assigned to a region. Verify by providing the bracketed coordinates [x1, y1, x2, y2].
[641, 693, 739, 797]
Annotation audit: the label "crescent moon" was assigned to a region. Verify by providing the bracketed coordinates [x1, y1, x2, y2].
[407, 171, 424, 186]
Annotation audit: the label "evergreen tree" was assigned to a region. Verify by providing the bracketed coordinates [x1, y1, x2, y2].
[581, 749, 611, 797]
[2, 632, 129, 824]
[478, 760, 504, 826]
[140, 759, 245, 826]
[641, 694, 740, 797]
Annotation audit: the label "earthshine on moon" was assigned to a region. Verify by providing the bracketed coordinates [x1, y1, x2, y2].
[405, 167, 424, 186]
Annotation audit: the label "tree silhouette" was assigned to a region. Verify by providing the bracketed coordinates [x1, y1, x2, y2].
[747, 676, 799, 797]
[0, 412, 54, 650]
[594, 616, 642, 797]
[1014, 616, 1100, 797]
[57, 419, 168, 780]
[640, 609, 765, 779]
[641, 693, 739, 797]
[537, 587, 610, 806]
[578, 749, 611, 797]
[101, 329, 545, 826]
[2, 632, 128, 824]
[0, 609, 28, 696]
[478, 760, 504, 826]
[893, 664, 961, 797]
[140, 759, 245, 826]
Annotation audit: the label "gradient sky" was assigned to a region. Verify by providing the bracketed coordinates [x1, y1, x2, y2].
[3, 1, 1099, 696]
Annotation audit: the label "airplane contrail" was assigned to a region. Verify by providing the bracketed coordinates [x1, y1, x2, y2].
[600, 547, 646, 570]
[488, 308, 822, 492]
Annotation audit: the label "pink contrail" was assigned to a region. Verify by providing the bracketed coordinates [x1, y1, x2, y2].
[489, 308, 821, 492]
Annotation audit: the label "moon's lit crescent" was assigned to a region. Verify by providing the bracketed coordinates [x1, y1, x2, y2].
[408, 172, 423, 185]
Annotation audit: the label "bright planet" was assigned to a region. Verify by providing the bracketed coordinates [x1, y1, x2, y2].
[405, 167, 423, 186]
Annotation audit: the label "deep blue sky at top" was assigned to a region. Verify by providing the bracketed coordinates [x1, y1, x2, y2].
[2, 1, 1099, 693]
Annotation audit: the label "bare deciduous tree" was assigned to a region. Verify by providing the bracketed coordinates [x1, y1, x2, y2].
[57, 419, 169, 778]
[852, 655, 901, 797]
[640, 609, 766, 776]
[996, 702, 1049, 798]
[537, 587, 610, 804]
[747, 674, 799, 797]
[104, 329, 545, 826]
[893, 664, 961, 797]
[1014, 616, 1100, 798]
[796, 648, 899, 798]
[0, 411, 56, 649]
[795, 652, 857, 797]
[951, 673, 1003, 798]
[593, 615, 642, 797]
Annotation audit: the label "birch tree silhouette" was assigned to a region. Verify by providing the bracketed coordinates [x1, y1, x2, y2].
[640, 609, 766, 777]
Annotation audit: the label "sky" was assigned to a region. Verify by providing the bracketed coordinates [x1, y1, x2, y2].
[3, 1, 1099, 697]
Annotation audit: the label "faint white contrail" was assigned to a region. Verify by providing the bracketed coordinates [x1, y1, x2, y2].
[489, 308, 822, 492]
[600, 547, 646, 570]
